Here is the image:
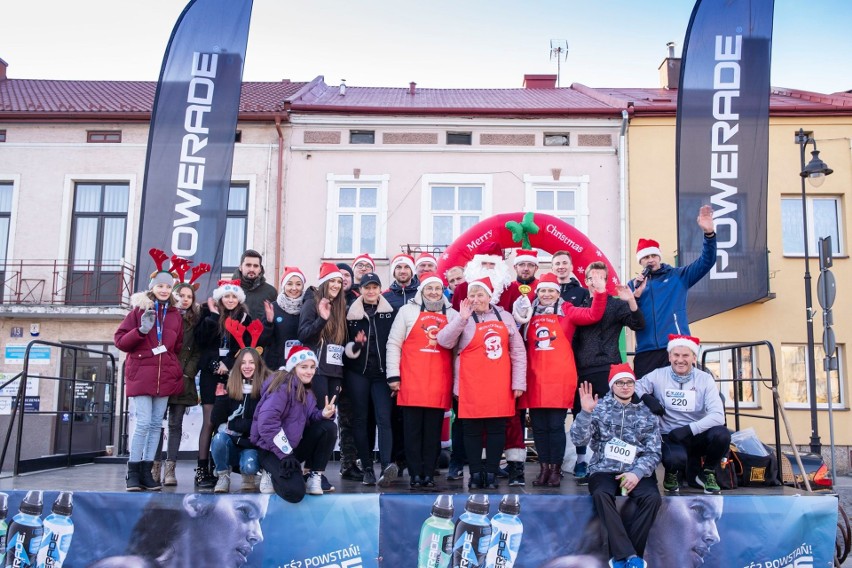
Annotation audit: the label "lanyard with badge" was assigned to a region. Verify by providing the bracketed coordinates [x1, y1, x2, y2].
[152, 301, 168, 355]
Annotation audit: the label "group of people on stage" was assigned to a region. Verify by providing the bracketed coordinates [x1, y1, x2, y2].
[115, 205, 729, 567]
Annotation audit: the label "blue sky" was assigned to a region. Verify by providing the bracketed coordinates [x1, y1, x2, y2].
[4, 0, 850, 93]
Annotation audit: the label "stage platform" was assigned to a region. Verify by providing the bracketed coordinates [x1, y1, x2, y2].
[0, 461, 837, 568]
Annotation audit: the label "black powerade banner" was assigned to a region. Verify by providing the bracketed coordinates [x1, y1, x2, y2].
[136, 0, 253, 297]
[676, 0, 774, 322]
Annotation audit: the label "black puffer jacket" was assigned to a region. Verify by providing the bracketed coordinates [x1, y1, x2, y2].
[344, 295, 395, 379]
[572, 295, 645, 376]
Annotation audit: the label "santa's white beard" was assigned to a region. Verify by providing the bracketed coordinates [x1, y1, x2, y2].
[464, 259, 514, 304]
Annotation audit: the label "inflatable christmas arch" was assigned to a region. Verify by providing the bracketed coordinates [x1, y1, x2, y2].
[435, 212, 620, 292]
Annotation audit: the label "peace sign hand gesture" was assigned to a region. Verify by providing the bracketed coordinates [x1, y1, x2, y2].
[579, 381, 598, 413]
[321, 395, 337, 419]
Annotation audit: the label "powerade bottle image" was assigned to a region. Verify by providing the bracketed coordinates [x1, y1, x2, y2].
[418, 495, 455, 568]
[5, 490, 44, 568]
[484, 495, 523, 568]
[451, 494, 491, 568]
[36, 492, 73, 568]
[0, 493, 9, 565]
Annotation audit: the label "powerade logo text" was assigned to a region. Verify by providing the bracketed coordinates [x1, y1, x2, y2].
[494, 532, 509, 566]
[172, 52, 219, 256]
[708, 34, 741, 281]
[10, 532, 28, 568]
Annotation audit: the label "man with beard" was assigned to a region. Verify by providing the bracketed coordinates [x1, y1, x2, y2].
[383, 253, 420, 311]
[450, 242, 515, 312]
[233, 250, 277, 321]
[552, 250, 590, 307]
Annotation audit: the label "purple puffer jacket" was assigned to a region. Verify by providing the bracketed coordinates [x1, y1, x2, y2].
[250, 375, 329, 460]
[114, 293, 183, 398]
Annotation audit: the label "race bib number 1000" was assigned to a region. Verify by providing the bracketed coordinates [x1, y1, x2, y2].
[604, 437, 637, 465]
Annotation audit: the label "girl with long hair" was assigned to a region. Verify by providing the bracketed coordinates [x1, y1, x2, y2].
[250, 346, 338, 502]
[297, 263, 347, 491]
[193, 279, 256, 488]
[210, 344, 268, 493]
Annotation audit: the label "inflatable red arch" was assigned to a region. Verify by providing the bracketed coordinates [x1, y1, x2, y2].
[435, 212, 620, 293]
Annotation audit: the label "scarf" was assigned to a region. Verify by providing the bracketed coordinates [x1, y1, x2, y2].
[670, 367, 695, 386]
[276, 293, 303, 315]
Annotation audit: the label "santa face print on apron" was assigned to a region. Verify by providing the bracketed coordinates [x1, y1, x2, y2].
[458, 314, 514, 419]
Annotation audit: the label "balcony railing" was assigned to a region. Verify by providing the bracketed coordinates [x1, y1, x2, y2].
[0, 260, 136, 307]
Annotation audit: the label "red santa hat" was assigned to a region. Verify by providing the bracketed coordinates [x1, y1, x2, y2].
[317, 262, 343, 286]
[636, 238, 662, 262]
[213, 279, 246, 303]
[391, 253, 415, 272]
[280, 266, 306, 288]
[352, 253, 375, 270]
[469, 276, 494, 298]
[608, 363, 637, 389]
[535, 272, 561, 293]
[513, 249, 539, 266]
[667, 334, 700, 356]
[415, 252, 438, 268]
[417, 271, 444, 291]
[284, 345, 319, 372]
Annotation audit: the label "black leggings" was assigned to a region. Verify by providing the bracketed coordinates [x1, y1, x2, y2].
[529, 407, 567, 464]
[259, 420, 338, 504]
[462, 417, 507, 475]
[402, 406, 444, 478]
[345, 370, 393, 468]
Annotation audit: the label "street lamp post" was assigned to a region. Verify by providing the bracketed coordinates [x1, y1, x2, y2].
[794, 128, 833, 454]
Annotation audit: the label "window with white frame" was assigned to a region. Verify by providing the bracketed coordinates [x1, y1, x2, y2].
[0, 182, 12, 264]
[523, 174, 589, 233]
[781, 196, 843, 256]
[420, 174, 492, 247]
[222, 183, 249, 271]
[325, 174, 389, 258]
[780, 343, 844, 408]
[701, 344, 759, 408]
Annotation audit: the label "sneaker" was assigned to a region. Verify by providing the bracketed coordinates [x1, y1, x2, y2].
[696, 469, 721, 494]
[663, 471, 680, 493]
[608, 558, 627, 568]
[363, 467, 377, 486]
[377, 463, 399, 488]
[306, 472, 323, 495]
[241, 474, 259, 492]
[625, 557, 647, 568]
[259, 470, 274, 494]
[341, 465, 365, 482]
[573, 461, 588, 479]
[446, 466, 464, 481]
[214, 471, 231, 494]
[320, 474, 335, 493]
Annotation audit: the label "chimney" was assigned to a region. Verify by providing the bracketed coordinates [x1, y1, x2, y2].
[409, 81, 416, 95]
[0, 58, 8, 81]
[523, 74, 557, 89]
[658, 42, 681, 90]
[339, 79, 346, 96]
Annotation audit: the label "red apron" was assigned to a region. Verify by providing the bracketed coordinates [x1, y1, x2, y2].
[398, 309, 453, 409]
[519, 312, 577, 409]
[458, 314, 514, 419]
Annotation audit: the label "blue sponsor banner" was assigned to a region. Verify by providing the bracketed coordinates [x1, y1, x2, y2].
[380, 493, 836, 567]
[136, 0, 253, 298]
[0, 490, 832, 567]
[676, 0, 774, 321]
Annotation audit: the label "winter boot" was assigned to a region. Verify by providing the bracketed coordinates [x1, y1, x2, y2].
[532, 463, 549, 486]
[507, 461, 525, 486]
[163, 460, 178, 486]
[214, 469, 231, 494]
[195, 459, 216, 489]
[484, 472, 498, 490]
[140, 460, 162, 491]
[126, 461, 143, 492]
[547, 463, 562, 487]
[150, 460, 162, 484]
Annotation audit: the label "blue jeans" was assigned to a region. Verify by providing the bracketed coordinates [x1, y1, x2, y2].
[130, 395, 169, 462]
[210, 432, 260, 475]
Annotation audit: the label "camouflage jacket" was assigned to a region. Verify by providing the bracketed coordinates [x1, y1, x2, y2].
[570, 393, 661, 478]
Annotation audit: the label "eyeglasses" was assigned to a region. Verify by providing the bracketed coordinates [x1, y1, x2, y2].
[613, 380, 635, 388]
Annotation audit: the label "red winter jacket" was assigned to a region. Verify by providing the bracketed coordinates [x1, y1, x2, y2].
[114, 293, 184, 397]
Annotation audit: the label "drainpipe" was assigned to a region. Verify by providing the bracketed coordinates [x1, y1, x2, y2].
[618, 109, 630, 283]
[274, 116, 285, 283]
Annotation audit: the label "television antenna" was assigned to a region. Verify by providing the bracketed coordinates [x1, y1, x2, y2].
[550, 39, 568, 87]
